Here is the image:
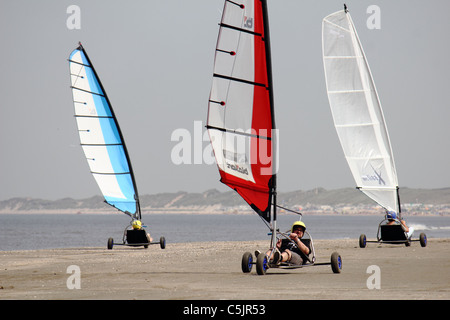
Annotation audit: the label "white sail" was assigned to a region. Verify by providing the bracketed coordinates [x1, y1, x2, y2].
[322, 9, 400, 213]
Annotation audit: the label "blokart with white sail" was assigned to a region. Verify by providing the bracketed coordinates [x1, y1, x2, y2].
[359, 211, 426, 248]
[207, 0, 342, 275]
[68, 43, 165, 250]
[322, 5, 426, 248]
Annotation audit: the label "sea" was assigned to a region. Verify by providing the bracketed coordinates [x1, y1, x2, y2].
[0, 213, 449, 251]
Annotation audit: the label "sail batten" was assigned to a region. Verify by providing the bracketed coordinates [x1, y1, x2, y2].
[69, 44, 141, 218]
[207, 0, 275, 221]
[322, 9, 400, 214]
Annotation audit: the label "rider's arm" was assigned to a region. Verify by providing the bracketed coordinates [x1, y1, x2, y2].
[291, 234, 310, 255]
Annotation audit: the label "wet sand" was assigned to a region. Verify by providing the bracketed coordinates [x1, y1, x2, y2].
[0, 239, 449, 300]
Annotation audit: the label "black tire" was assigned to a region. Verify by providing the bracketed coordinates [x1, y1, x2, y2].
[241, 252, 253, 273]
[405, 239, 411, 247]
[331, 252, 342, 273]
[107, 237, 114, 250]
[160, 236, 166, 249]
[359, 234, 366, 248]
[420, 233, 427, 247]
[256, 254, 268, 275]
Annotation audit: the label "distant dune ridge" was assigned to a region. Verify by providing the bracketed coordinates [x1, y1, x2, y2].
[1, 187, 449, 215]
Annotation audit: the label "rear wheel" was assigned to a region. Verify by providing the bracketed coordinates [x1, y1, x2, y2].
[420, 233, 427, 247]
[107, 237, 114, 250]
[241, 252, 253, 273]
[256, 254, 268, 275]
[359, 234, 366, 248]
[331, 252, 342, 273]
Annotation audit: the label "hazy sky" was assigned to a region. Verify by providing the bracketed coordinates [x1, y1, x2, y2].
[1, 0, 449, 201]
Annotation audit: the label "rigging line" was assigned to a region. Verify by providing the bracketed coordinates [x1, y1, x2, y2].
[258, 213, 272, 231]
[91, 171, 131, 175]
[68, 59, 92, 68]
[209, 99, 226, 106]
[219, 23, 262, 37]
[71, 86, 105, 97]
[206, 125, 272, 140]
[323, 18, 350, 33]
[81, 143, 122, 146]
[275, 205, 303, 216]
[226, 0, 245, 9]
[70, 59, 85, 88]
[74, 114, 114, 119]
[213, 73, 267, 88]
[216, 48, 236, 56]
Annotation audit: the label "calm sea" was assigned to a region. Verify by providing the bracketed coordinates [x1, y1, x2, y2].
[0, 213, 449, 251]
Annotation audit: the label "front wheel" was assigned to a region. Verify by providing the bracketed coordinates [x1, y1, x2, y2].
[256, 254, 268, 275]
[331, 252, 342, 273]
[420, 233, 427, 247]
[359, 234, 366, 248]
[241, 252, 253, 273]
[160, 236, 166, 249]
[107, 237, 114, 250]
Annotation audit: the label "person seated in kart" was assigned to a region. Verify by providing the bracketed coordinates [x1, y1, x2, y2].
[131, 219, 153, 243]
[262, 221, 310, 265]
[385, 211, 414, 239]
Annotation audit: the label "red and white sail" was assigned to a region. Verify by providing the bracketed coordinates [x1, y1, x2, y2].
[207, 0, 276, 221]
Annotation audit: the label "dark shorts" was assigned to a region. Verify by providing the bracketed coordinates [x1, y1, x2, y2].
[286, 250, 303, 265]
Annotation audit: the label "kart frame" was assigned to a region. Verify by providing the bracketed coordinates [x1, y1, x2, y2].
[242, 230, 342, 275]
[107, 223, 166, 250]
[359, 218, 427, 248]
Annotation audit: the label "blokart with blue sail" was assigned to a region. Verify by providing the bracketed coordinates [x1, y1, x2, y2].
[322, 5, 426, 248]
[206, 0, 342, 275]
[68, 43, 165, 250]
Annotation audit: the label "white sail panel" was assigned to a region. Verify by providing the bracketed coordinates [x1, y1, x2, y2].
[208, 0, 258, 180]
[322, 10, 399, 212]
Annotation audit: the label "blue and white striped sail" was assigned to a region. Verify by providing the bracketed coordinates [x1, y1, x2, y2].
[69, 44, 140, 218]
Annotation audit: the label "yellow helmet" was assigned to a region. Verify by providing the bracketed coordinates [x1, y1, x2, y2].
[132, 220, 142, 230]
[291, 221, 306, 232]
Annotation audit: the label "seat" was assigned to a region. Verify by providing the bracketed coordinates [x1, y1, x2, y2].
[380, 224, 407, 242]
[126, 229, 149, 245]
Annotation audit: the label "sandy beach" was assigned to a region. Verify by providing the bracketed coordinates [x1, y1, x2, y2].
[0, 239, 449, 301]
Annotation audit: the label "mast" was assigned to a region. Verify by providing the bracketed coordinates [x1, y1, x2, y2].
[69, 43, 141, 220]
[261, 0, 277, 248]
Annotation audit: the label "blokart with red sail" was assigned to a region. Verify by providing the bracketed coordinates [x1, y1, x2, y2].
[207, 0, 342, 275]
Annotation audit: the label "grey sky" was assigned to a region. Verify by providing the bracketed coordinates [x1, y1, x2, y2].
[1, 0, 449, 201]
